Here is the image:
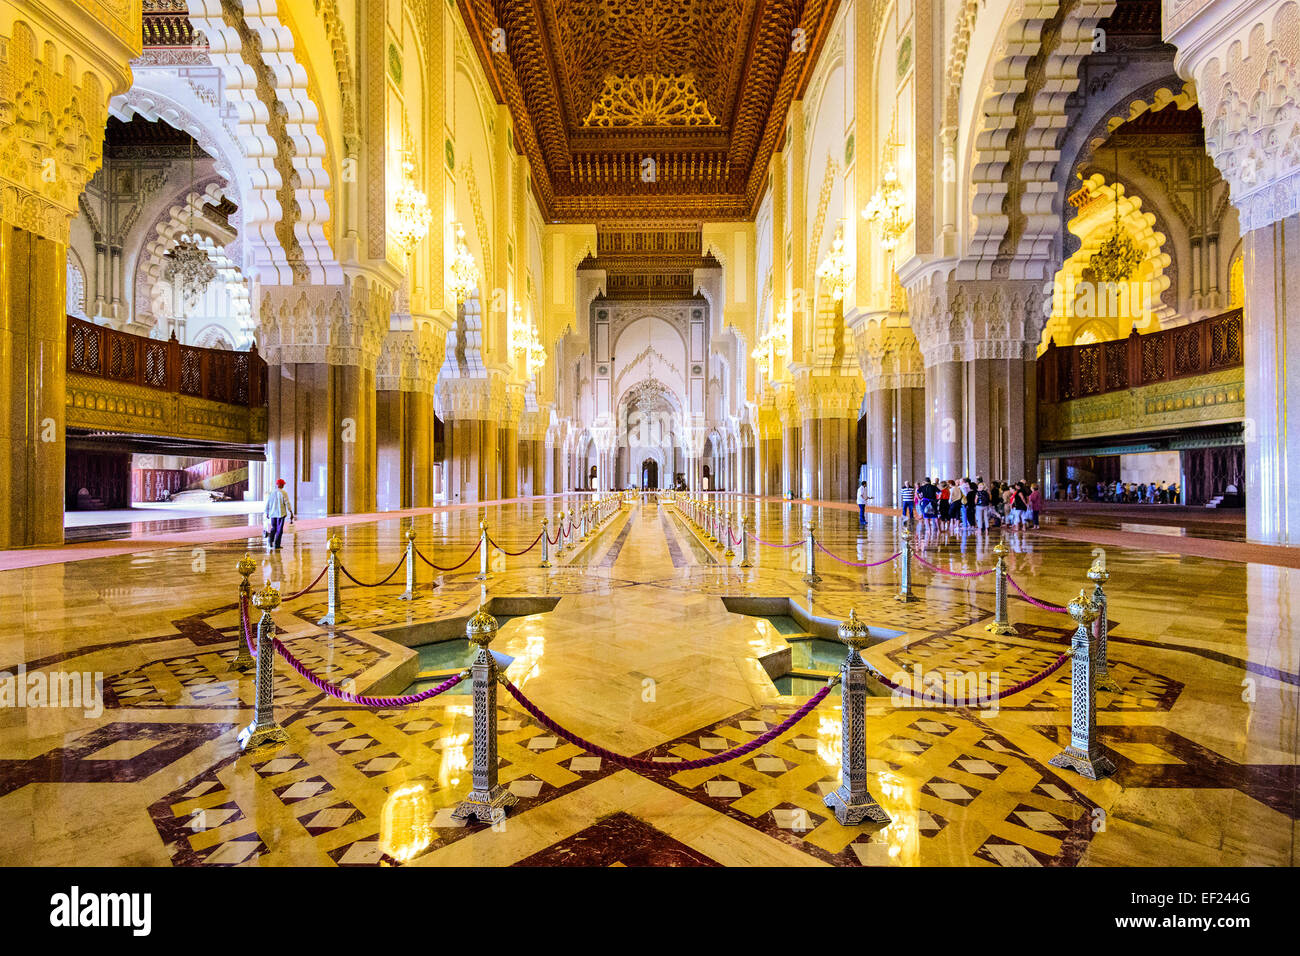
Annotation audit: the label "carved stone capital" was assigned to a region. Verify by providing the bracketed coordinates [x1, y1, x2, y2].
[905, 273, 1045, 368]
[258, 273, 392, 369]
[1166, 0, 1300, 232]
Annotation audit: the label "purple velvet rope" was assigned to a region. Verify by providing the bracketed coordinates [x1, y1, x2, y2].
[502, 677, 833, 772]
[861, 650, 1070, 704]
[239, 595, 463, 706]
[747, 532, 806, 549]
[487, 530, 544, 556]
[912, 551, 996, 578]
[815, 542, 903, 568]
[1005, 574, 1068, 613]
[278, 563, 329, 601]
[338, 555, 407, 588]
[414, 539, 481, 572]
[275, 638, 465, 705]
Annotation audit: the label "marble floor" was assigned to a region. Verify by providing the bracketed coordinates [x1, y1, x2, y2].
[0, 494, 1295, 866]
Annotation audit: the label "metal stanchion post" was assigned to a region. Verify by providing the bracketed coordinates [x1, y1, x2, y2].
[824, 609, 890, 825]
[1088, 560, 1121, 693]
[451, 605, 518, 823]
[477, 520, 490, 580]
[557, 511, 567, 554]
[1048, 589, 1117, 780]
[231, 553, 257, 672]
[894, 528, 918, 603]
[398, 525, 417, 600]
[723, 512, 736, 559]
[802, 520, 822, 586]
[317, 534, 348, 626]
[539, 517, 551, 568]
[238, 584, 289, 750]
[985, 540, 1016, 634]
[739, 515, 752, 568]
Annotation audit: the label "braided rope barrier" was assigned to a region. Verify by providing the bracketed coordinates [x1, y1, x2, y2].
[414, 540, 481, 572]
[239, 595, 465, 705]
[502, 676, 835, 772]
[338, 555, 407, 588]
[860, 650, 1070, 705]
[748, 532, 806, 549]
[486, 531, 544, 557]
[1005, 573, 1068, 613]
[277, 563, 329, 601]
[911, 551, 996, 578]
[815, 542, 903, 569]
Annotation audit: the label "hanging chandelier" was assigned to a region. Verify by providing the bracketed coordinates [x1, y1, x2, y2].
[392, 154, 432, 250]
[509, 303, 547, 376]
[527, 323, 546, 374]
[166, 135, 216, 312]
[861, 158, 909, 252]
[1088, 143, 1144, 284]
[166, 236, 217, 313]
[447, 222, 480, 304]
[750, 304, 792, 378]
[816, 224, 851, 301]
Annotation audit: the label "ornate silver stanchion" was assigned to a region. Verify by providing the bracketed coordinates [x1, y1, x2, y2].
[539, 517, 551, 569]
[316, 534, 348, 626]
[739, 515, 752, 568]
[238, 584, 290, 751]
[824, 609, 890, 825]
[894, 527, 918, 603]
[723, 512, 736, 559]
[985, 540, 1016, 634]
[452, 605, 519, 823]
[802, 520, 822, 586]
[398, 525, 417, 601]
[556, 511, 568, 555]
[1048, 589, 1117, 780]
[1088, 560, 1121, 692]
[476, 519, 490, 580]
[231, 553, 257, 672]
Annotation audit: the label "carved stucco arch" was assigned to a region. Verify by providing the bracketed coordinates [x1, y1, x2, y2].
[188, 0, 341, 285]
[964, 0, 1118, 279]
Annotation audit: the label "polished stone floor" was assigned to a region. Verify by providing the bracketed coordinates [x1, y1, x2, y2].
[0, 494, 1295, 866]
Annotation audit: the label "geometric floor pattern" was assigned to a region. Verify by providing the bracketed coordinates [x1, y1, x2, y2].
[1, 495, 1296, 866]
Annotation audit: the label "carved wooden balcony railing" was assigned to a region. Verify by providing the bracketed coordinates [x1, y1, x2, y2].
[67, 316, 267, 408]
[1037, 308, 1243, 405]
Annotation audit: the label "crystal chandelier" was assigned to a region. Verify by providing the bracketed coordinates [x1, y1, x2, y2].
[166, 236, 217, 313]
[166, 135, 216, 312]
[509, 303, 547, 376]
[750, 304, 792, 378]
[1088, 148, 1143, 283]
[861, 156, 909, 252]
[527, 323, 546, 374]
[392, 154, 432, 250]
[816, 224, 851, 301]
[447, 222, 480, 304]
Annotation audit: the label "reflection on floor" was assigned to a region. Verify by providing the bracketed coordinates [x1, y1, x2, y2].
[0, 494, 1295, 866]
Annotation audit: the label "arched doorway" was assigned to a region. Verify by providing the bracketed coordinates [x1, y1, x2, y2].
[641, 458, 659, 490]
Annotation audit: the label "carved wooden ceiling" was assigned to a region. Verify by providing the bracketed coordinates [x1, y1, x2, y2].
[458, 0, 841, 222]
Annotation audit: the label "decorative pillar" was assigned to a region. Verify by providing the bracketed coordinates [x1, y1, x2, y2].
[1164, 1, 1300, 543]
[0, 8, 138, 548]
[451, 605, 518, 822]
[823, 609, 890, 825]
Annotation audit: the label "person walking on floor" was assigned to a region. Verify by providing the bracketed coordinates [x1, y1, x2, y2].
[264, 478, 295, 550]
[900, 481, 916, 524]
[857, 480, 870, 526]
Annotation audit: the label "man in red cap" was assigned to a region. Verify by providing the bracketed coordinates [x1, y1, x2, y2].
[263, 478, 295, 550]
